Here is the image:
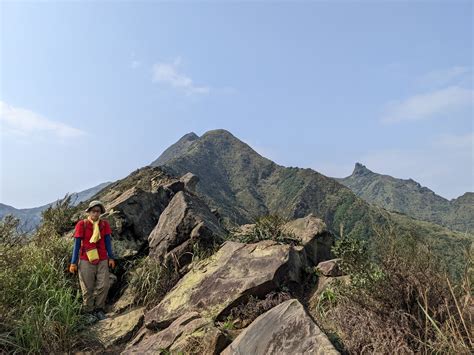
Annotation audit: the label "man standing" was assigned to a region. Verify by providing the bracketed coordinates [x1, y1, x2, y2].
[69, 200, 115, 321]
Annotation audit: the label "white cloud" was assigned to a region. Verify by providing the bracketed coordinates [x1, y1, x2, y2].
[416, 66, 471, 89]
[381, 86, 473, 123]
[0, 101, 85, 139]
[152, 57, 210, 95]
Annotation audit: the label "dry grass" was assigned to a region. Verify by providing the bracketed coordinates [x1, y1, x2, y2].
[226, 291, 292, 329]
[312, 223, 473, 354]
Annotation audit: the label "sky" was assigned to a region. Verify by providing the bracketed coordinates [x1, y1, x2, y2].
[0, 0, 472, 208]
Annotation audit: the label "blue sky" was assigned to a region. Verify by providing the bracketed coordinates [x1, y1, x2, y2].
[1, 1, 472, 208]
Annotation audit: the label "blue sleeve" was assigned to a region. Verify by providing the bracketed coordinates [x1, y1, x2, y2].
[71, 238, 81, 264]
[105, 234, 115, 259]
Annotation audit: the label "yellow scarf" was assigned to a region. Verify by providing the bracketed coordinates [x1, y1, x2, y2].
[87, 216, 101, 243]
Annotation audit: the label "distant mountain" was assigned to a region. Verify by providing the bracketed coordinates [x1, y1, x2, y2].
[150, 130, 471, 276]
[151, 132, 199, 167]
[152, 129, 355, 228]
[0, 182, 111, 232]
[337, 163, 473, 233]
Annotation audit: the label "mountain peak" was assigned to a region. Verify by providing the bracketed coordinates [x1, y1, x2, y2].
[151, 132, 199, 166]
[201, 129, 237, 140]
[352, 162, 373, 176]
[180, 132, 199, 141]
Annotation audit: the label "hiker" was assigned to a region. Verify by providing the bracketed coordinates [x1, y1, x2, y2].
[68, 200, 115, 321]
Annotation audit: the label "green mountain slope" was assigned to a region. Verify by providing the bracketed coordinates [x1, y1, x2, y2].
[337, 163, 473, 233]
[149, 130, 471, 276]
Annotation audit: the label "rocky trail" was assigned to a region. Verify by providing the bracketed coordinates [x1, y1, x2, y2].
[73, 166, 346, 354]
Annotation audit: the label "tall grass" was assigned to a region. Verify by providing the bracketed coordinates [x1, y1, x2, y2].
[0, 196, 90, 354]
[126, 257, 179, 310]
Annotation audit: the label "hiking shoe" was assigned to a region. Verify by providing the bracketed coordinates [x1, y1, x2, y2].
[83, 312, 99, 325]
[94, 309, 107, 321]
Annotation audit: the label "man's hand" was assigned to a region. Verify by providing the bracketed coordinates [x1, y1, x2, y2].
[108, 259, 116, 269]
[69, 264, 78, 274]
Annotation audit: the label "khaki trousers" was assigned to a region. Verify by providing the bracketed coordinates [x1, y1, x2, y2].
[78, 259, 110, 312]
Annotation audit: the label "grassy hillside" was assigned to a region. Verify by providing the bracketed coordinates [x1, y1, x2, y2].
[337, 163, 473, 233]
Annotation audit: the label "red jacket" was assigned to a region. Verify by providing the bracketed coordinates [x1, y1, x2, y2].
[74, 219, 112, 261]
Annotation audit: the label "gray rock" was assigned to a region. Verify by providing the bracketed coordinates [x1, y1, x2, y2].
[148, 190, 226, 267]
[316, 258, 343, 277]
[91, 307, 144, 349]
[180, 172, 199, 192]
[145, 240, 304, 329]
[102, 186, 174, 253]
[222, 299, 339, 354]
[283, 214, 335, 265]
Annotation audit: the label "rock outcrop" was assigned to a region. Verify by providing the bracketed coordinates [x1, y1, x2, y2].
[283, 214, 335, 265]
[148, 190, 226, 267]
[222, 299, 339, 354]
[145, 240, 304, 329]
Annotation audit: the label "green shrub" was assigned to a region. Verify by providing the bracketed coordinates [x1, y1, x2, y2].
[228, 214, 300, 245]
[39, 194, 78, 236]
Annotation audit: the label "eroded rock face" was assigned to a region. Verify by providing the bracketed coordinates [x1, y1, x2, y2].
[91, 307, 144, 349]
[144, 240, 304, 329]
[283, 214, 335, 265]
[105, 186, 174, 254]
[222, 299, 339, 355]
[148, 190, 226, 267]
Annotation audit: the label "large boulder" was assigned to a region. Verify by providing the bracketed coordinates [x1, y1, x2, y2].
[148, 190, 226, 267]
[145, 240, 304, 329]
[104, 186, 174, 255]
[283, 214, 335, 265]
[222, 299, 339, 354]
